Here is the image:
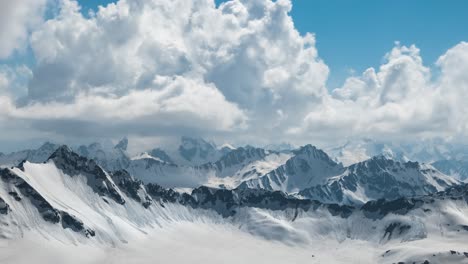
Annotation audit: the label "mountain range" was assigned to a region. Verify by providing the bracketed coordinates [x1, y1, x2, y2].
[1, 137, 468, 263]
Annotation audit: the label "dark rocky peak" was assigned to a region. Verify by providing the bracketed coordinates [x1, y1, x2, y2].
[48, 145, 125, 205]
[49, 145, 80, 161]
[349, 155, 421, 174]
[110, 169, 133, 182]
[49, 145, 107, 179]
[114, 137, 128, 151]
[110, 170, 152, 208]
[292, 144, 339, 166]
[17, 160, 27, 171]
[148, 148, 174, 163]
[213, 146, 268, 168]
[145, 183, 188, 204]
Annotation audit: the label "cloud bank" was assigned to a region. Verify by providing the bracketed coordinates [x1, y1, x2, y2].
[0, 0, 467, 148]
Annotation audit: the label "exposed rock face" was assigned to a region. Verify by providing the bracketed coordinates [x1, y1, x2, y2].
[0, 196, 9, 215]
[174, 185, 353, 218]
[241, 145, 345, 192]
[212, 147, 268, 171]
[0, 168, 60, 223]
[0, 168, 94, 236]
[49, 146, 126, 205]
[361, 197, 427, 220]
[60, 211, 95, 237]
[146, 183, 189, 204]
[110, 170, 152, 208]
[299, 156, 458, 205]
[383, 222, 412, 240]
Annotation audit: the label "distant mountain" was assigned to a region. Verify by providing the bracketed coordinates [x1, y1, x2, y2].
[263, 142, 295, 152]
[168, 136, 224, 166]
[147, 148, 174, 163]
[240, 145, 345, 192]
[327, 139, 468, 166]
[76, 138, 130, 171]
[432, 159, 468, 182]
[0, 138, 462, 208]
[200, 146, 291, 188]
[299, 156, 459, 205]
[127, 146, 290, 189]
[0, 142, 59, 167]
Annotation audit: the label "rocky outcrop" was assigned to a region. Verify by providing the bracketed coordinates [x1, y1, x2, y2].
[110, 170, 152, 208]
[49, 146, 126, 205]
[0, 168, 94, 237]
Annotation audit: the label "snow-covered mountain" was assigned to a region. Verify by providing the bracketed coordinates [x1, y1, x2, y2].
[201, 146, 292, 188]
[1, 146, 468, 264]
[146, 148, 174, 163]
[76, 138, 130, 172]
[0, 139, 131, 172]
[166, 136, 225, 166]
[1, 139, 460, 208]
[299, 156, 459, 205]
[127, 146, 291, 189]
[240, 145, 345, 192]
[432, 159, 468, 182]
[0, 142, 59, 167]
[327, 138, 468, 166]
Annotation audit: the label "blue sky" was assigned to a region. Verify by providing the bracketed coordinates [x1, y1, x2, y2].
[77, 0, 468, 88]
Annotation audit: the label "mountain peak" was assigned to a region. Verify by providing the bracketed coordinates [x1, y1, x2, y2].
[115, 137, 128, 151]
[39, 141, 58, 150]
[48, 145, 126, 205]
[48, 145, 75, 161]
[177, 136, 220, 164]
[293, 144, 338, 165]
[148, 148, 173, 163]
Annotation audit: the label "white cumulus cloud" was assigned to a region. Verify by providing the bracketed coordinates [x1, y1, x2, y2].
[0, 0, 47, 59]
[0, 0, 467, 148]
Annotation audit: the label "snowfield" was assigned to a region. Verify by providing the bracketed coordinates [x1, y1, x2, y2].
[2, 218, 468, 264]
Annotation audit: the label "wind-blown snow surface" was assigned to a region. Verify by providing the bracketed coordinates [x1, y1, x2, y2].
[2, 158, 468, 263]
